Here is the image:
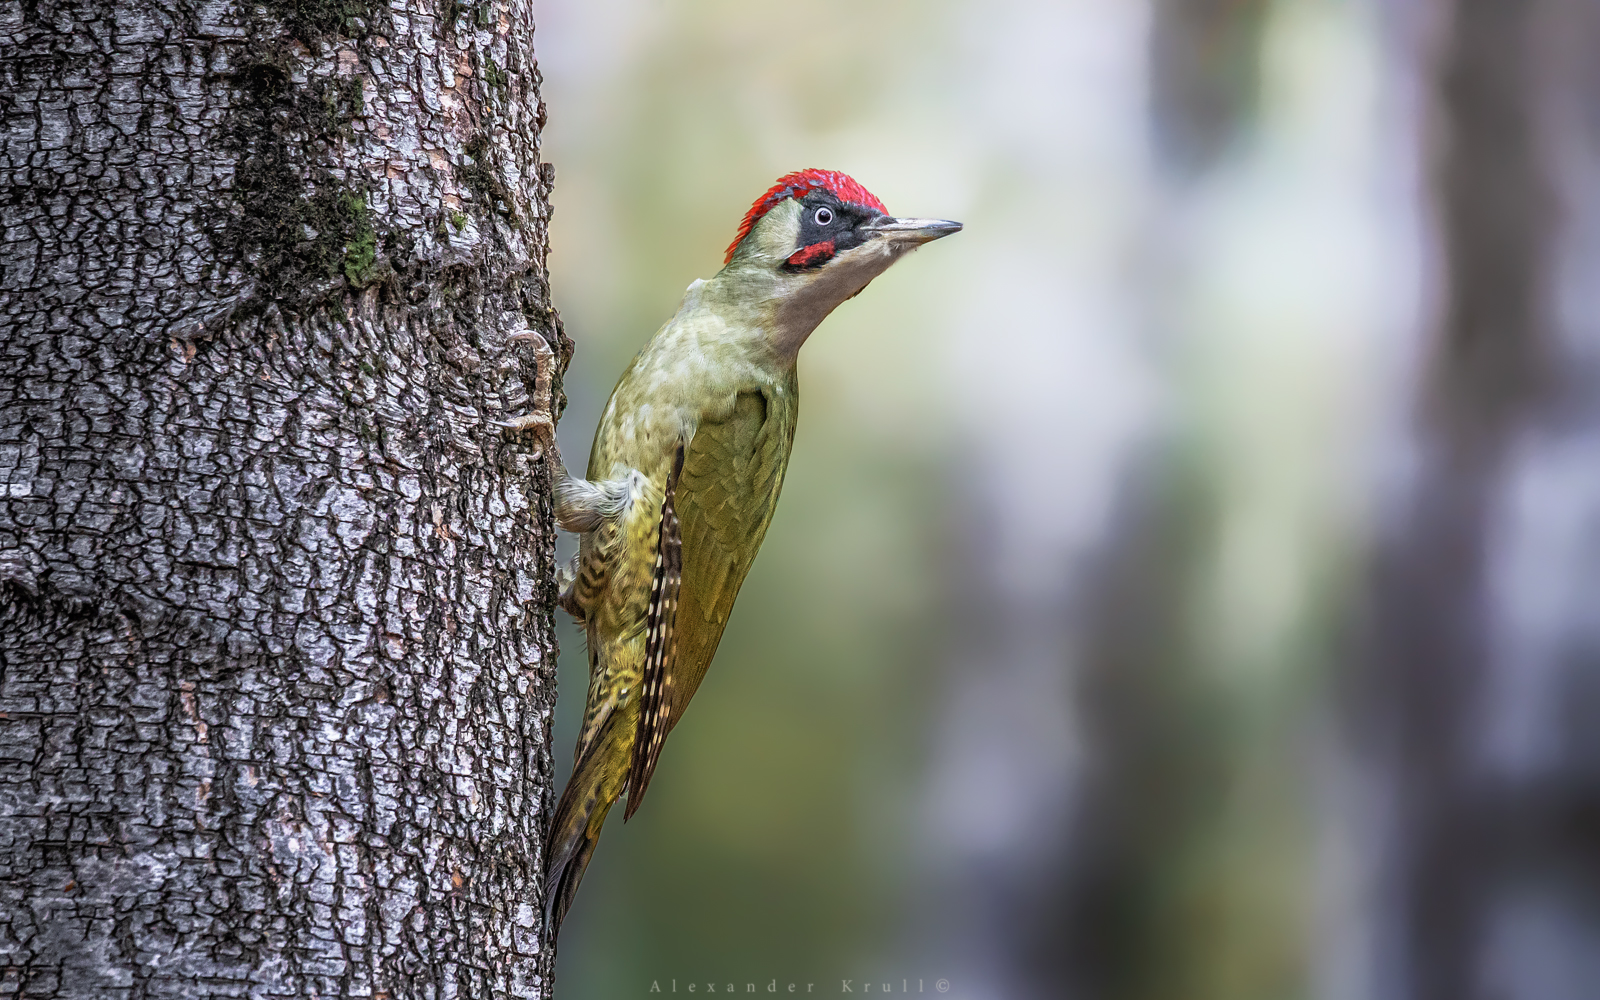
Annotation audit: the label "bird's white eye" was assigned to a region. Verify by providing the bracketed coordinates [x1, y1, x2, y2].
[814, 207, 833, 226]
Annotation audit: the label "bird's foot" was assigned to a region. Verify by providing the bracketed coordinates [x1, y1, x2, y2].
[495, 412, 556, 459]
[495, 412, 554, 433]
[500, 328, 560, 459]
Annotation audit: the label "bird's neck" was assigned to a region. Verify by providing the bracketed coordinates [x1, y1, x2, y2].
[704, 242, 903, 360]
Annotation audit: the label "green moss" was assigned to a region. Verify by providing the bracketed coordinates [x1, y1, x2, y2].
[312, 76, 364, 135]
[341, 194, 383, 287]
[483, 56, 507, 94]
[230, 169, 372, 288]
[220, 56, 386, 301]
[451, 212, 468, 231]
[277, 0, 378, 43]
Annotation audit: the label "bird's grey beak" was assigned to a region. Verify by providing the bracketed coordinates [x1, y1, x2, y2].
[862, 216, 963, 245]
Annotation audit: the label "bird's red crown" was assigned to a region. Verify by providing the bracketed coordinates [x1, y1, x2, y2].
[724, 169, 888, 264]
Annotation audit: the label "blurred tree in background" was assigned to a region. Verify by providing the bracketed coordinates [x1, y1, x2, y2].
[1356, 1, 1600, 998]
[535, 0, 1600, 998]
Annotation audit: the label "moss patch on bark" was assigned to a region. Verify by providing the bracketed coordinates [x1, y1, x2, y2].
[219, 51, 387, 303]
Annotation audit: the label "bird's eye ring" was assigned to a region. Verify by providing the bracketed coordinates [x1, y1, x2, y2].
[814, 207, 833, 226]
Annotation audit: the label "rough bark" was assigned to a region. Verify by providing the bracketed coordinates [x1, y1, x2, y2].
[0, 0, 566, 995]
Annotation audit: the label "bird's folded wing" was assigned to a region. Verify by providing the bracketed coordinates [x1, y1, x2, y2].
[623, 385, 794, 815]
[625, 448, 683, 820]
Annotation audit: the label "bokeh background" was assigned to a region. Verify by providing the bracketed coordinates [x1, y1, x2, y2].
[531, 1, 1600, 998]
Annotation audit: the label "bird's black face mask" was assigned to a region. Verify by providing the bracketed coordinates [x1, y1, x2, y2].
[782, 193, 885, 272]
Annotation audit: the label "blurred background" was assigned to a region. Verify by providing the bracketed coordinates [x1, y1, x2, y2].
[532, 1, 1600, 997]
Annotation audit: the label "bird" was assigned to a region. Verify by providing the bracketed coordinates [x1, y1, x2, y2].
[539, 168, 960, 940]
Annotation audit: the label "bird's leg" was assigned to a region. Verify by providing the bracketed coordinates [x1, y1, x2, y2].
[553, 470, 647, 626]
[497, 329, 560, 461]
[554, 472, 640, 533]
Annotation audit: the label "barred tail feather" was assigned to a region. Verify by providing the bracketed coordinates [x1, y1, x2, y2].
[544, 703, 634, 941]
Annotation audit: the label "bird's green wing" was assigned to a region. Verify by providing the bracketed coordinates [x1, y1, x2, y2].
[624, 381, 796, 812]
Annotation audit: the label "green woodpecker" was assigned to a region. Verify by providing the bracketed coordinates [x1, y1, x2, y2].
[540, 169, 960, 938]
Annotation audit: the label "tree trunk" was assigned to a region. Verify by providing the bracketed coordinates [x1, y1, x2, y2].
[0, 0, 566, 995]
[1354, 0, 1600, 997]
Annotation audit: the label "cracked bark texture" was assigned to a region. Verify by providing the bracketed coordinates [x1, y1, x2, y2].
[0, 0, 567, 995]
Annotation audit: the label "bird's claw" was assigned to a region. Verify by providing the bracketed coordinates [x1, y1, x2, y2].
[500, 328, 561, 458]
[496, 412, 557, 462]
[495, 413, 554, 433]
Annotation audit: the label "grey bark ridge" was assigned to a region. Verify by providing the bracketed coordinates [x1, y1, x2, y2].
[0, 0, 568, 995]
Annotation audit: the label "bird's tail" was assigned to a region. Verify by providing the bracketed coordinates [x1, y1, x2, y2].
[544, 700, 635, 941]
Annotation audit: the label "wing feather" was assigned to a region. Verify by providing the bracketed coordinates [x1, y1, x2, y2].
[665, 383, 796, 728]
[620, 378, 797, 814]
[624, 447, 684, 819]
